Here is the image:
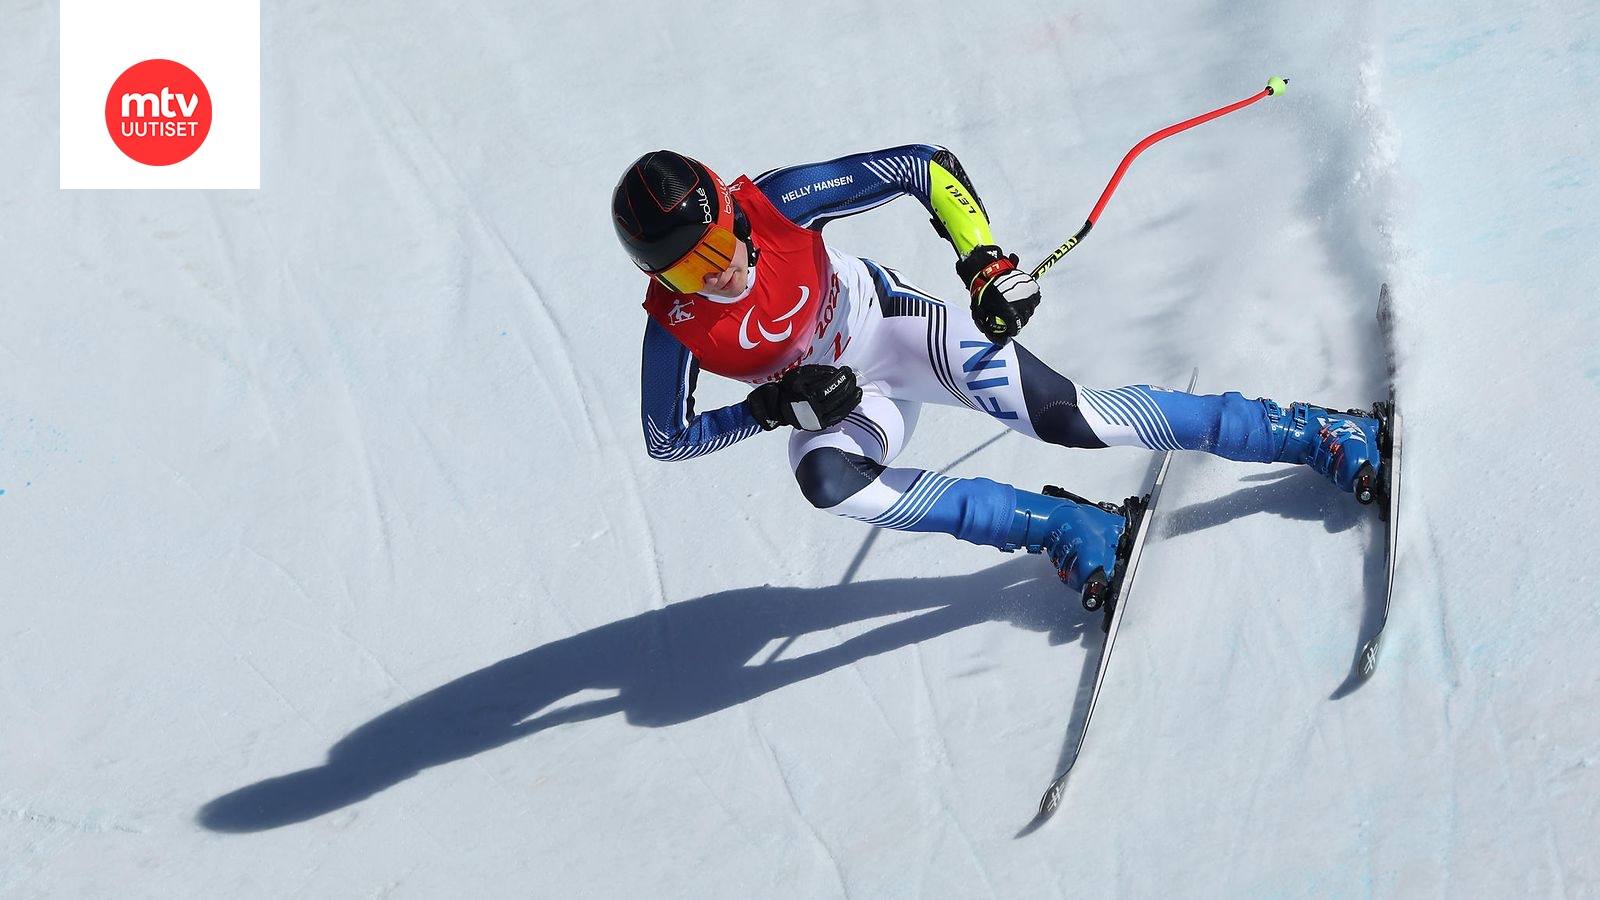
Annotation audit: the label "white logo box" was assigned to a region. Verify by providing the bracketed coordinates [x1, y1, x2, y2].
[60, 0, 259, 189]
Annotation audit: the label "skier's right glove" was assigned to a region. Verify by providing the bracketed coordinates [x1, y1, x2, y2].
[747, 365, 863, 432]
[957, 245, 1040, 345]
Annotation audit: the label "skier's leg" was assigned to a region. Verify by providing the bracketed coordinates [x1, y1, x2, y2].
[1011, 344, 1273, 457]
[788, 390, 1123, 593]
[1017, 349, 1382, 486]
[855, 258, 1380, 497]
[1012, 349, 1382, 493]
[858, 261, 1273, 454]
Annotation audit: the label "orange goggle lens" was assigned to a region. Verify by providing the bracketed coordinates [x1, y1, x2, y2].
[652, 224, 738, 294]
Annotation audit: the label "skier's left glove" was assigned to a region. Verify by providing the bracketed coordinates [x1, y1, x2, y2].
[747, 365, 863, 432]
[957, 245, 1040, 345]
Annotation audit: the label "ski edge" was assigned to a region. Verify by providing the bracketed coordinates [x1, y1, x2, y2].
[1358, 402, 1401, 681]
[1357, 284, 1401, 681]
[1032, 366, 1198, 822]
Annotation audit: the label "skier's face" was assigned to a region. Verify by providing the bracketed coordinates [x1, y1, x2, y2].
[699, 237, 751, 298]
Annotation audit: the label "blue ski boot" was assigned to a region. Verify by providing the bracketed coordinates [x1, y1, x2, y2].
[1003, 488, 1127, 611]
[1266, 401, 1383, 503]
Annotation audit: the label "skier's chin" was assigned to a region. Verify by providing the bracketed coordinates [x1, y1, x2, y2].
[701, 270, 748, 298]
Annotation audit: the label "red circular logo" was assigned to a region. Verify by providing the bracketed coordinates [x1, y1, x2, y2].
[104, 59, 212, 166]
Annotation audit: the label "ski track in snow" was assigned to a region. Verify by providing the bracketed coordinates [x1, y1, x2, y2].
[343, 35, 684, 623]
[756, 732, 849, 897]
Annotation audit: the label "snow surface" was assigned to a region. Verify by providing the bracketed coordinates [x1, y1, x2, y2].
[4, 0, 1599, 896]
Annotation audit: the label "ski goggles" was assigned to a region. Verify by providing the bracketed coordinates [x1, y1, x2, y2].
[650, 219, 739, 294]
[647, 199, 755, 295]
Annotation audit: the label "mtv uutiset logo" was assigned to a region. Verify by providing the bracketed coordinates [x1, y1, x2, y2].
[61, 0, 258, 189]
[105, 59, 213, 166]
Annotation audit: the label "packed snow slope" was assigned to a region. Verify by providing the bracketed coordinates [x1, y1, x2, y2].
[4, 0, 1598, 896]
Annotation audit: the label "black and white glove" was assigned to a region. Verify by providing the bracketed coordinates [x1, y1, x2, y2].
[747, 365, 863, 432]
[956, 245, 1041, 344]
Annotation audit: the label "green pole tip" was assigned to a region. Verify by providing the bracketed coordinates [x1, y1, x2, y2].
[1266, 76, 1289, 96]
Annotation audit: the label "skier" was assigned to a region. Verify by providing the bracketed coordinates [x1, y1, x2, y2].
[612, 146, 1382, 605]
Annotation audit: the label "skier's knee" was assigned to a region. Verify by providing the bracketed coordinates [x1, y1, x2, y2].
[794, 448, 885, 510]
[1015, 345, 1106, 449]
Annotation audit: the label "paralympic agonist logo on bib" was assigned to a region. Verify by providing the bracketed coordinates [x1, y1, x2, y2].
[104, 59, 212, 166]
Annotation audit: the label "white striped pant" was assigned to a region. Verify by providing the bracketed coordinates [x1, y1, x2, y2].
[788, 261, 1272, 542]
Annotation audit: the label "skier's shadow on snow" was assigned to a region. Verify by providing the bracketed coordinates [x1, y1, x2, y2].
[197, 556, 1095, 834]
[1163, 467, 1388, 699]
[1163, 467, 1363, 536]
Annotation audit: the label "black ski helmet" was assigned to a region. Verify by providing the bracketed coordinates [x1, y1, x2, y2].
[612, 150, 747, 278]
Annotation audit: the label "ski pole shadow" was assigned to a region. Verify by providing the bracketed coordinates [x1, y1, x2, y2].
[197, 556, 1095, 834]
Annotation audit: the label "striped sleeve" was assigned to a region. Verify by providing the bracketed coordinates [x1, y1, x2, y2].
[752, 144, 945, 231]
[640, 317, 764, 461]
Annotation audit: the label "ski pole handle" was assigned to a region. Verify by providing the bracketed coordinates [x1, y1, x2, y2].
[1030, 77, 1289, 281]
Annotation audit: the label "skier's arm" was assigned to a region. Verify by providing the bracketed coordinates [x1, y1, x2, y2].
[752, 144, 997, 255]
[640, 318, 764, 461]
[757, 145, 1039, 345]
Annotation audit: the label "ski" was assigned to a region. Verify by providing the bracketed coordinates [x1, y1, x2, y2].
[1356, 284, 1403, 680]
[1031, 367, 1197, 824]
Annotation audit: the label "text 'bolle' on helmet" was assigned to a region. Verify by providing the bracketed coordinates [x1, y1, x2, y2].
[612, 150, 747, 294]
